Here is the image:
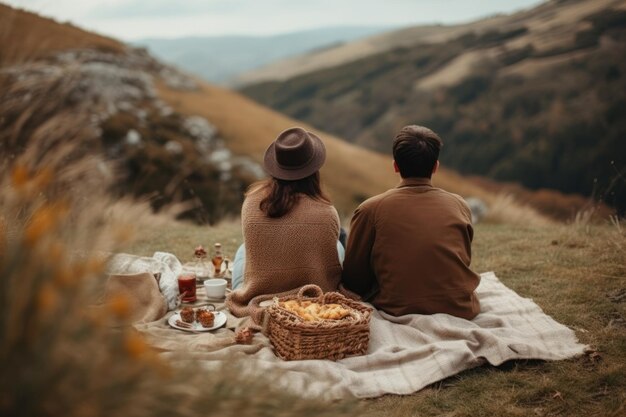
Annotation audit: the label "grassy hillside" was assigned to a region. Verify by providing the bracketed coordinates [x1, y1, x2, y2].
[241, 0, 626, 217]
[0, 3, 125, 65]
[156, 80, 499, 217]
[235, 0, 616, 86]
[0, 3, 515, 222]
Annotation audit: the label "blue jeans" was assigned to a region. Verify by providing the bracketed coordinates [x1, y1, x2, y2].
[232, 241, 345, 290]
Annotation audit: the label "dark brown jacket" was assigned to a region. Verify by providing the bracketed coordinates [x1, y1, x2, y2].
[342, 178, 480, 320]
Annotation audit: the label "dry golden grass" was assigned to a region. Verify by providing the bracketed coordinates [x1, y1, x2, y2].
[0, 2, 560, 227]
[157, 79, 397, 218]
[235, 0, 619, 85]
[156, 80, 513, 221]
[0, 137, 366, 417]
[0, 146, 364, 416]
[0, 174, 366, 417]
[368, 219, 626, 417]
[484, 194, 553, 227]
[469, 176, 614, 223]
[0, 3, 124, 66]
[0, 62, 364, 417]
[126, 215, 626, 417]
[127, 217, 243, 263]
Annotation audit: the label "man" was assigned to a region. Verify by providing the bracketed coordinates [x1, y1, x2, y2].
[342, 125, 480, 320]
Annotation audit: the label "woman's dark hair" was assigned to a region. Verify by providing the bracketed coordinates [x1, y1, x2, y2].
[252, 171, 329, 218]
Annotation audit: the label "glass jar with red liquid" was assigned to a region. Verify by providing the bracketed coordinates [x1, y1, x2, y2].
[177, 273, 197, 303]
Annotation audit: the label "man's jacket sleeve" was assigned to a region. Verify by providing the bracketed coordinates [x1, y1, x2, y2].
[341, 204, 378, 299]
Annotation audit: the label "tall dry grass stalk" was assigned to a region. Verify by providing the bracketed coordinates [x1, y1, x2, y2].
[0, 165, 362, 417]
[483, 193, 553, 227]
[0, 60, 361, 417]
[608, 215, 625, 266]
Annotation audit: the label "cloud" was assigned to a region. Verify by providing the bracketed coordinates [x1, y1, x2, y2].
[88, 0, 245, 19]
[4, 0, 546, 40]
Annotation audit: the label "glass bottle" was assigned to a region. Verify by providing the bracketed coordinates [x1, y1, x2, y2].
[193, 245, 209, 280]
[212, 243, 224, 277]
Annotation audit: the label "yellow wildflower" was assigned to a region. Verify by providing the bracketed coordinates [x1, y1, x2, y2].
[0, 217, 5, 253]
[72, 403, 97, 417]
[11, 164, 30, 188]
[33, 167, 53, 190]
[47, 240, 66, 260]
[124, 332, 149, 359]
[23, 202, 69, 246]
[37, 284, 58, 312]
[85, 310, 105, 328]
[24, 205, 57, 245]
[53, 265, 74, 287]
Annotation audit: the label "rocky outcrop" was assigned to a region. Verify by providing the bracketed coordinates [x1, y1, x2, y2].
[0, 47, 263, 223]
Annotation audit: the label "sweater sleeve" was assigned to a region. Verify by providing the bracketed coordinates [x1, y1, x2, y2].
[341, 202, 378, 299]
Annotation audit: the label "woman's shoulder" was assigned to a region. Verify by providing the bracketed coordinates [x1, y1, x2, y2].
[243, 184, 266, 204]
[296, 196, 339, 219]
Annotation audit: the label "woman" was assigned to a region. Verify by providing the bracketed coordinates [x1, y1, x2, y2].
[225, 127, 344, 322]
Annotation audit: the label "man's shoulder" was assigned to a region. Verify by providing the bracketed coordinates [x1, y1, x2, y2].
[432, 188, 472, 220]
[435, 188, 467, 204]
[356, 186, 469, 213]
[443, 189, 470, 208]
[356, 189, 396, 212]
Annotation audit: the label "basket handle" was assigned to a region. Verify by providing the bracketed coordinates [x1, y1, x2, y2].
[297, 284, 323, 300]
[322, 291, 344, 305]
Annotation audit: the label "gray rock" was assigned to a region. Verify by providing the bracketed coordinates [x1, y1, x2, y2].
[465, 197, 489, 224]
[209, 148, 232, 164]
[165, 141, 183, 154]
[125, 129, 142, 146]
[184, 115, 217, 153]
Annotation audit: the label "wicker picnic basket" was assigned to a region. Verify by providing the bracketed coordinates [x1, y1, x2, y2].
[262, 284, 371, 361]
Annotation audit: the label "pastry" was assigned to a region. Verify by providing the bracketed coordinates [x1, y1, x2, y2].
[195, 308, 207, 321]
[279, 300, 352, 321]
[197, 309, 215, 328]
[235, 327, 254, 344]
[180, 307, 195, 323]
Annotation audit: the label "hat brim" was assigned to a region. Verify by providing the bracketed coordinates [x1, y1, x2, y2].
[263, 131, 326, 180]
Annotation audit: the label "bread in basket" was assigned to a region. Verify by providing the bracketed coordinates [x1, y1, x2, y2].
[262, 284, 371, 361]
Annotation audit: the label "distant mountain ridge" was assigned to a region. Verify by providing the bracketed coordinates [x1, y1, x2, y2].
[240, 0, 626, 215]
[0, 5, 447, 219]
[0, 3, 610, 222]
[137, 26, 390, 84]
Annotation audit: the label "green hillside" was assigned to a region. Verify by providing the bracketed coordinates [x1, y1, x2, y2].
[241, 1, 626, 215]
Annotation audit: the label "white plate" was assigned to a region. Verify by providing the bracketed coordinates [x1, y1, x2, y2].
[168, 310, 227, 332]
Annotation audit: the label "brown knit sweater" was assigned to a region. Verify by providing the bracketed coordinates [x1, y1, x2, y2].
[225, 189, 342, 322]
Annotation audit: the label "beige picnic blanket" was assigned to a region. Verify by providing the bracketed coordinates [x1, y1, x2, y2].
[129, 271, 586, 399]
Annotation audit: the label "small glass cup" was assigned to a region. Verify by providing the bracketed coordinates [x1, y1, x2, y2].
[177, 273, 197, 303]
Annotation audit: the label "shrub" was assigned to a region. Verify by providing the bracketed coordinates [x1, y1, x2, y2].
[0, 75, 362, 417]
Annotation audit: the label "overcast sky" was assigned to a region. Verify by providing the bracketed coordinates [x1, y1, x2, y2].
[5, 0, 545, 40]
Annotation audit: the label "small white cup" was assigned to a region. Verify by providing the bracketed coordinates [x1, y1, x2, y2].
[204, 279, 227, 299]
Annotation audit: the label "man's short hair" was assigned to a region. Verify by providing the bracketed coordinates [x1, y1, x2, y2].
[392, 125, 443, 179]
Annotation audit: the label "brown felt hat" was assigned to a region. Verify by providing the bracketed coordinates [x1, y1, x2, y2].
[263, 127, 326, 180]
